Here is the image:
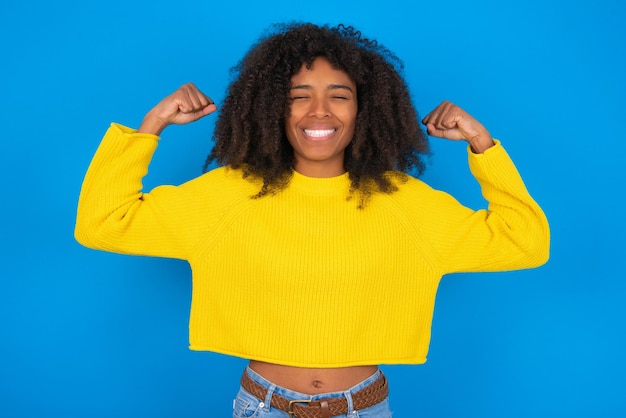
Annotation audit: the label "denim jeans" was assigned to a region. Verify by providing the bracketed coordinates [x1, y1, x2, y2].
[232, 367, 392, 418]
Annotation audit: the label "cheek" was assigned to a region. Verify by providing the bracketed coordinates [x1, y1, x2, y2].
[285, 105, 305, 126]
[344, 109, 358, 131]
[284, 118, 298, 147]
[284, 115, 299, 138]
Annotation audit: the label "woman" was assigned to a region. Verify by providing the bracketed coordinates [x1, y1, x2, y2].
[75, 23, 549, 417]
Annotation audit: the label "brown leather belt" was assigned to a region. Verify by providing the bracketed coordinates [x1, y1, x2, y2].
[240, 370, 388, 418]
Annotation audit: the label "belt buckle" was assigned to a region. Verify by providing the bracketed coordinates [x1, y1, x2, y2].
[288, 399, 312, 417]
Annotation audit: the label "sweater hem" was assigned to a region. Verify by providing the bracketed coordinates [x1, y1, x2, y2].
[188, 344, 427, 367]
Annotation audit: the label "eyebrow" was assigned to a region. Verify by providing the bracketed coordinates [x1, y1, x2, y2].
[290, 84, 355, 93]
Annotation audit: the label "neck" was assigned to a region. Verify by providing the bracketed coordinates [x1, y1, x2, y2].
[293, 162, 346, 178]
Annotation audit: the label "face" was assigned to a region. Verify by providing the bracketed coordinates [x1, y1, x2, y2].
[285, 57, 357, 177]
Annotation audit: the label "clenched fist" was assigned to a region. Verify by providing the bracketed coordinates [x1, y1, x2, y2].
[422, 101, 494, 153]
[138, 83, 217, 135]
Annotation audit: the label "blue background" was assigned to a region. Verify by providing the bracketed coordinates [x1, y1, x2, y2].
[1, 0, 625, 416]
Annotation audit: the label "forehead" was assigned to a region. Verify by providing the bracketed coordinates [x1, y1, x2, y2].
[290, 57, 355, 86]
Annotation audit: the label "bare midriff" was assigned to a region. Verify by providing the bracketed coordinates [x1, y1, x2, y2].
[248, 360, 379, 395]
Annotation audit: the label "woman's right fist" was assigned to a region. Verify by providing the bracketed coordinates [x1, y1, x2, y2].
[138, 83, 217, 135]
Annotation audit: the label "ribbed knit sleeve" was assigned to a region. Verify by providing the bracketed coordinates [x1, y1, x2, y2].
[74, 123, 241, 259]
[402, 140, 550, 274]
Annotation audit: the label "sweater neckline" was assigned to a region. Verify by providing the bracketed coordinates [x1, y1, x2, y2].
[290, 170, 351, 195]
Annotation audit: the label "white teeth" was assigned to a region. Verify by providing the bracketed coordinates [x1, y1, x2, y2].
[304, 129, 335, 138]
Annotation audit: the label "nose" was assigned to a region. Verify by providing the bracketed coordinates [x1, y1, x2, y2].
[308, 97, 330, 118]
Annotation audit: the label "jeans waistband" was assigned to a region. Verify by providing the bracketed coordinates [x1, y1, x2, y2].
[244, 366, 382, 407]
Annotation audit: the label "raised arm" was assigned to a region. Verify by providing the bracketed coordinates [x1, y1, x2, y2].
[75, 84, 218, 259]
[416, 101, 550, 273]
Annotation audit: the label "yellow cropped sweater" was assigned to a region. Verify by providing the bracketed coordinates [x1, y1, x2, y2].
[75, 123, 549, 367]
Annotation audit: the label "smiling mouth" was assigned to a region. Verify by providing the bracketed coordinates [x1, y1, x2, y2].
[303, 128, 337, 139]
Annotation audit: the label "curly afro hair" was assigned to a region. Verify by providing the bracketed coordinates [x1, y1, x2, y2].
[205, 22, 430, 207]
